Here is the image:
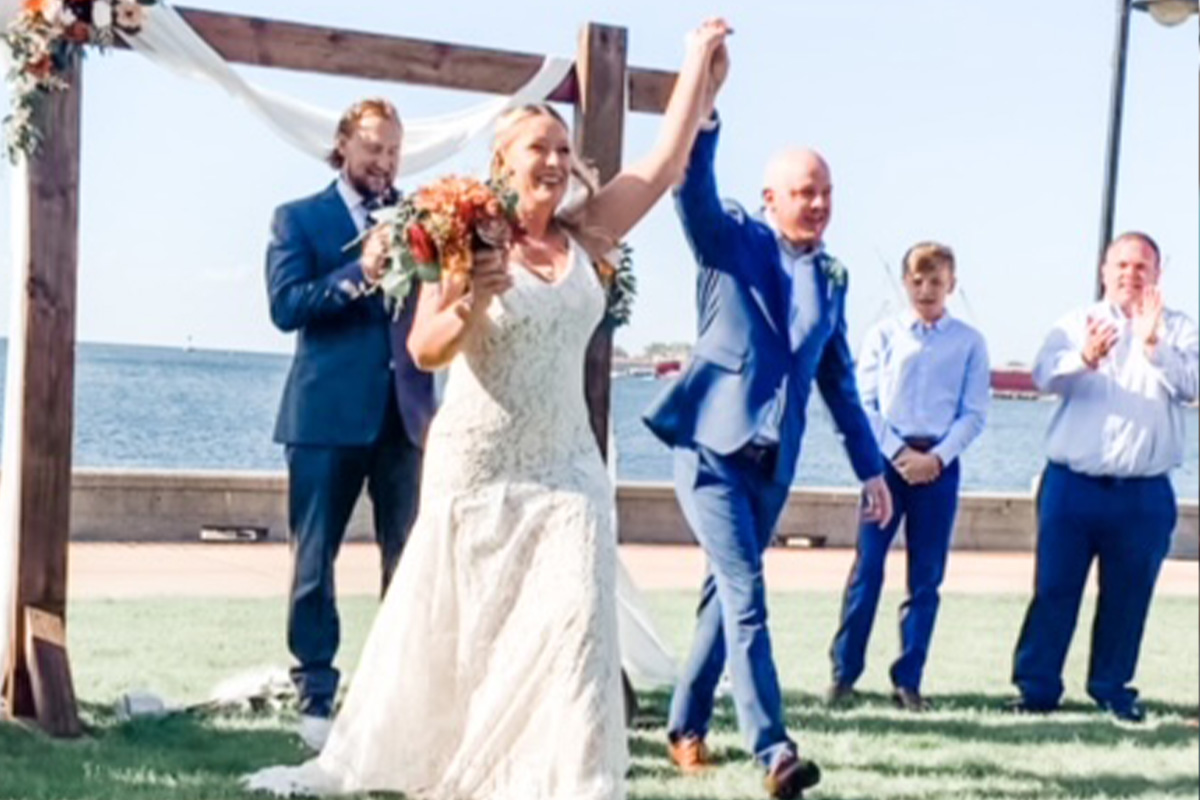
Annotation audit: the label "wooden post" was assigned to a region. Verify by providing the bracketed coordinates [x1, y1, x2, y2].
[573, 22, 627, 460]
[2, 55, 83, 736]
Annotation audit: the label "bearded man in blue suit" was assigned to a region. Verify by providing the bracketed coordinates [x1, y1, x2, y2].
[644, 79, 892, 798]
[266, 99, 435, 751]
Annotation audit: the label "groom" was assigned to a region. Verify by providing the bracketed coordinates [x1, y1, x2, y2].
[644, 107, 891, 798]
[266, 98, 435, 750]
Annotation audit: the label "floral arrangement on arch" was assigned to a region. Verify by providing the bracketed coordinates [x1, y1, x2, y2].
[2, 0, 157, 162]
[366, 174, 636, 328]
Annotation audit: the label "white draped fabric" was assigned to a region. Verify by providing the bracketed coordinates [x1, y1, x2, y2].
[0, 2, 674, 713]
[118, 5, 574, 176]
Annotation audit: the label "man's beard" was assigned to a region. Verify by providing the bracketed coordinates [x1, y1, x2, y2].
[347, 171, 394, 202]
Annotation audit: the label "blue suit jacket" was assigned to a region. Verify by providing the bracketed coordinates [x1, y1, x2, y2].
[267, 182, 434, 448]
[643, 122, 882, 485]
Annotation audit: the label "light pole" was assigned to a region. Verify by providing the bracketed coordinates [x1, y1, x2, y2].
[1095, 0, 1198, 298]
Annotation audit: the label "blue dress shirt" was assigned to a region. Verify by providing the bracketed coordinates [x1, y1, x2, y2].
[857, 309, 991, 465]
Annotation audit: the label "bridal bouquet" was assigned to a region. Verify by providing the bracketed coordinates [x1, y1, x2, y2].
[368, 175, 522, 309]
[2, 0, 157, 161]
[365, 173, 637, 328]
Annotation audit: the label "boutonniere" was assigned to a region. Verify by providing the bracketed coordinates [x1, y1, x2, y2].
[820, 255, 848, 294]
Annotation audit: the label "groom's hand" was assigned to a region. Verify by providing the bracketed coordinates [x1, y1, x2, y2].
[361, 226, 392, 285]
[860, 475, 893, 527]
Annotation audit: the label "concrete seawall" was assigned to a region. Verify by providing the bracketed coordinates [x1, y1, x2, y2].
[66, 469, 1199, 560]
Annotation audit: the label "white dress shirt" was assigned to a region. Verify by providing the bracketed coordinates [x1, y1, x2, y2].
[1034, 301, 1199, 478]
[857, 310, 991, 465]
[336, 174, 371, 234]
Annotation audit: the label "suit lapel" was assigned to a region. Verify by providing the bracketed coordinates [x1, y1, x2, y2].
[746, 223, 789, 341]
[317, 181, 360, 260]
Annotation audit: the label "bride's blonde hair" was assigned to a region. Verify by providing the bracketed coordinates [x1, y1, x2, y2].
[490, 104, 615, 262]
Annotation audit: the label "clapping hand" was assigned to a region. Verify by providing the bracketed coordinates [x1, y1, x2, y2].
[1132, 286, 1164, 354]
[893, 448, 942, 486]
[1081, 315, 1119, 370]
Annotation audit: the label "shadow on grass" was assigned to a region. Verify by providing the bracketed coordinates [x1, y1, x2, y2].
[634, 686, 1197, 748]
[780, 690, 1199, 748]
[0, 703, 313, 800]
[834, 761, 1200, 800]
[4, 690, 1196, 800]
[624, 688, 1199, 800]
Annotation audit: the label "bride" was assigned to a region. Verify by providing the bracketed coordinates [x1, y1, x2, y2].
[246, 18, 731, 800]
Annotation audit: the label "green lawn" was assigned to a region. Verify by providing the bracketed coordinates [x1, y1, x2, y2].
[1, 590, 1196, 799]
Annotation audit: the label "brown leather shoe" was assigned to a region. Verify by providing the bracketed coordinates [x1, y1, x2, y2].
[667, 735, 712, 774]
[764, 752, 821, 800]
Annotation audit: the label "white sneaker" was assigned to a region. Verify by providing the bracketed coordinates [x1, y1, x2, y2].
[298, 713, 333, 751]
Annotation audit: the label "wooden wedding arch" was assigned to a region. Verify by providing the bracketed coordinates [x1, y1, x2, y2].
[2, 6, 678, 736]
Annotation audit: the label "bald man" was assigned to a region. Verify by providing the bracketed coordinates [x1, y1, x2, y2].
[645, 111, 891, 800]
[1011, 232, 1198, 723]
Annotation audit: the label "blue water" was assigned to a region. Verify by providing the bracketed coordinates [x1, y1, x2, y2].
[0, 341, 1196, 497]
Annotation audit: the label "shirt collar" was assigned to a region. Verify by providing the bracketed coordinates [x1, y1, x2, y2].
[903, 307, 952, 332]
[335, 173, 367, 216]
[1098, 299, 1134, 322]
[763, 210, 824, 260]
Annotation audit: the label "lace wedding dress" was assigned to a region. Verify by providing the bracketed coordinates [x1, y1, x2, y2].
[245, 238, 627, 799]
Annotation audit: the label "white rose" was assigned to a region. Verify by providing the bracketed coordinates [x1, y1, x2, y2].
[91, 0, 112, 29]
[114, 1, 147, 31]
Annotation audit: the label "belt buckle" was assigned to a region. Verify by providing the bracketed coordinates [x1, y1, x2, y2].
[743, 442, 775, 471]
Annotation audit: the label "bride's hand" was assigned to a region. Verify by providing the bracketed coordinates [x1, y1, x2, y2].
[685, 18, 732, 117]
[686, 18, 732, 68]
[453, 247, 513, 319]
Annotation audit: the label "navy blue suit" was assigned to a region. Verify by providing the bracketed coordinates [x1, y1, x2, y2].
[644, 120, 882, 768]
[267, 181, 435, 715]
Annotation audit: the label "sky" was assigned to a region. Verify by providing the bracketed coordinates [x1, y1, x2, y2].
[0, 0, 1195, 366]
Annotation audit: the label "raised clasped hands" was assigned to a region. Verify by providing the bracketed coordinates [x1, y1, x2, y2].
[686, 18, 732, 111]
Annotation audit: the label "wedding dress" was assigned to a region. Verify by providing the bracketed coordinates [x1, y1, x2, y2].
[246, 238, 628, 799]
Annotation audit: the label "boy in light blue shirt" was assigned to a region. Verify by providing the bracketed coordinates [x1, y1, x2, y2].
[828, 241, 990, 711]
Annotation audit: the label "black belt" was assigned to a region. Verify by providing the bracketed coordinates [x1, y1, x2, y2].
[738, 441, 779, 473]
[903, 436, 939, 453]
[1048, 462, 1167, 487]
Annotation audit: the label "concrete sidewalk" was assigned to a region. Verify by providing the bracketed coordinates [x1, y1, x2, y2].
[67, 542, 1199, 599]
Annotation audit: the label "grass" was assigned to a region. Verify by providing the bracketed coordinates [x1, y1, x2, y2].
[0, 590, 1196, 799]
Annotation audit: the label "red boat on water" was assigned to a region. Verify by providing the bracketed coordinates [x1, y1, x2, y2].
[990, 367, 1039, 398]
[654, 360, 682, 378]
